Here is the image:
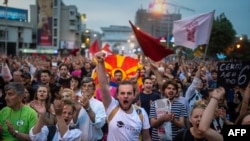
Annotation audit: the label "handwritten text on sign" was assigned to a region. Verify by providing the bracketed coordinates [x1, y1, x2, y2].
[218, 61, 250, 88]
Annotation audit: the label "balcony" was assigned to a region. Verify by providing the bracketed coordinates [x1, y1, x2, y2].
[69, 25, 77, 31]
[69, 11, 76, 21]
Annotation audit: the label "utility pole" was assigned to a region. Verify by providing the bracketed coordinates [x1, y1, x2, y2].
[3, 0, 8, 54]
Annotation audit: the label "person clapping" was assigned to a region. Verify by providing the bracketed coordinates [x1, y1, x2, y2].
[29, 99, 82, 141]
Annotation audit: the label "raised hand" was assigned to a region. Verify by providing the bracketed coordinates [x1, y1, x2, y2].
[95, 52, 105, 63]
[78, 94, 90, 110]
[73, 95, 82, 112]
[53, 99, 64, 116]
[212, 87, 225, 100]
[30, 100, 46, 115]
[149, 59, 158, 70]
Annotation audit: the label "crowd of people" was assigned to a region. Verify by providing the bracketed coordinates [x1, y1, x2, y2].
[0, 51, 249, 141]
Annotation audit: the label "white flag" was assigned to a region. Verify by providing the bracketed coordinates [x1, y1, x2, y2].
[173, 11, 214, 49]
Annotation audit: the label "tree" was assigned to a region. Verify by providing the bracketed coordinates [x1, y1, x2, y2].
[207, 13, 236, 57]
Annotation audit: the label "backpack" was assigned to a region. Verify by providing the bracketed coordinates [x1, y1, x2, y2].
[107, 104, 143, 123]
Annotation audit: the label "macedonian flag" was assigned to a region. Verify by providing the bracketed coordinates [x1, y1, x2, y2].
[92, 54, 143, 85]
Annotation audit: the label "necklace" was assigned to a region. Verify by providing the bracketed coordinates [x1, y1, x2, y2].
[10, 107, 24, 131]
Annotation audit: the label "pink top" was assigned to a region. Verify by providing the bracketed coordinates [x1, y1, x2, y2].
[95, 86, 117, 101]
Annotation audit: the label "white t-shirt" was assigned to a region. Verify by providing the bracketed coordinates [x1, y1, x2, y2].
[106, 98, 150, 141]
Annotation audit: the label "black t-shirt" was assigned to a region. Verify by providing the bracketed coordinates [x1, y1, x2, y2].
[58, 77, 71, 89]
[135, 92, 161, 116]
[173, 129, 207, 141]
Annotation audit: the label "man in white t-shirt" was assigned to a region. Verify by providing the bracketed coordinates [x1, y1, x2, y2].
[95, 52, 151, 141]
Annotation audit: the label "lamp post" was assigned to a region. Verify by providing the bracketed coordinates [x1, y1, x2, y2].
[3, 0, 8, 54]
[121, 46, 125, 56]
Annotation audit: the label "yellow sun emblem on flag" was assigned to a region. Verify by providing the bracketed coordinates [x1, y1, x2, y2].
[105, 55, 142, 80]
[92, 55, 142, 84]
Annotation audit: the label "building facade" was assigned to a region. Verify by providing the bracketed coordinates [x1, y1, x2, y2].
[135, 8, 181, 41]
[0, 0, 83, 55]
[101, 25, 138, 56]
[26, 0, 82, 54]
[0, 6, 32, 55]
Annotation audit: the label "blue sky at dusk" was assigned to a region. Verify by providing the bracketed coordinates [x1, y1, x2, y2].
[2, 0, 250, 36]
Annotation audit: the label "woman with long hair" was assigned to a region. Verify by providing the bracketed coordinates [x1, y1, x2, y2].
[30, 85, 56, 125]
[23, 86, 35, 105]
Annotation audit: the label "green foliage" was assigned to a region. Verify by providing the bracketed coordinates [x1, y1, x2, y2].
[207, 13, 236, 57]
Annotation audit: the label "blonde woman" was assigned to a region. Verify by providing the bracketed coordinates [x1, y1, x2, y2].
[60, 88, 75, 101]
[174, 87, 224, 141]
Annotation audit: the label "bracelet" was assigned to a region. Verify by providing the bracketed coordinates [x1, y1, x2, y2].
[211, 96, 220, 102]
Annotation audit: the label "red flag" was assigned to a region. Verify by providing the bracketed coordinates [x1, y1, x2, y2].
[102, 43, 113, 54]
[102, 43, 113, 56]
[129, 21, 173, 62]
[89, 40, 99, 56]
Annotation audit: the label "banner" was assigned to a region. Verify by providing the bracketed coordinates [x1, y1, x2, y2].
[173, 11, 214, 49]
[37, 0, 53, 47]
[217, 61, 250, 88]
[60, 41, 75, 49]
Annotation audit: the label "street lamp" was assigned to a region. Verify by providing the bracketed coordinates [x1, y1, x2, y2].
[236, 44, 241, 49]
[121, 46, 125, 55]
[3, 0, 8, 54]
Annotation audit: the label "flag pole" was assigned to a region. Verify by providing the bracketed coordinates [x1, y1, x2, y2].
[203, 10, 215, 60]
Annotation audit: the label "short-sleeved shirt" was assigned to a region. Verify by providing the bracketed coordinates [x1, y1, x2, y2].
[0, 105, 38, 141]
[149, 99, 188, 141]
[106, 98, 150, 141]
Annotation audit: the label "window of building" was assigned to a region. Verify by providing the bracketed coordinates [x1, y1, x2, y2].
[70, 11, 75, 16]
[54, 18, 57, 26]
[70, 21, 75, 26]
[54, 28, 57, 37]
[54, 0, 58, 6]
[53, 38, 57, 46]
[0, 30, 7, 40]
[0, 30, 5, 39]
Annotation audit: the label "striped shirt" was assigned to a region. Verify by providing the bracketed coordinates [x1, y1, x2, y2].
[149, 99, 188, 141]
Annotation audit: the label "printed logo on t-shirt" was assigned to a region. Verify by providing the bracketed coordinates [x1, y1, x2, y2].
[116, 121, 141, 133]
